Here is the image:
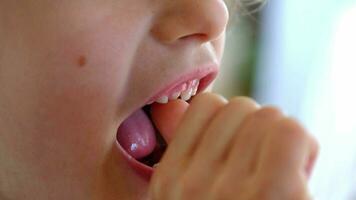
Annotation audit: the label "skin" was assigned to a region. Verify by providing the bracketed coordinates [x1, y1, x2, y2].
[150, 96, 318, 200]
[0, 0, 318, 199]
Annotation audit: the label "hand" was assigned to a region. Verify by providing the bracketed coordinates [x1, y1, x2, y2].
[148, 93, 319, 200]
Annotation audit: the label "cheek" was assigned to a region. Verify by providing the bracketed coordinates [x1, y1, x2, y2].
[43, 28, 129, 128]
[13, 16, 146, 167]
[0, 2, 152, 194]
[44, 12, 148, 119]
[212, 33, 226, 61]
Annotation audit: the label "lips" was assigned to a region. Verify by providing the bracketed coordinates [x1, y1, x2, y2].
[145, 65, 219, 105]
[115, 63, 219, 180]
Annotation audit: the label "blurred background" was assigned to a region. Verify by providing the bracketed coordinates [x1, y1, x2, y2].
[214, 0, 356, 199]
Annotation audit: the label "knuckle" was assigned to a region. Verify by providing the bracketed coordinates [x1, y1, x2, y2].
[254, 106, 283, 120]
[228, 96, 259, 108]
[240, 106, 283, 128]
[275, 118, 307, 140]
[310, 135, 320, 154]
[224, 97, 259, 114]
[192, 92, 227, 105]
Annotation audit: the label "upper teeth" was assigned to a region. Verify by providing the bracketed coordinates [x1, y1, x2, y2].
[181, 88, 193, 101]
[153, 79, 200, 104]
[170, 92, 181, 100]
[155, 96, 169, 104]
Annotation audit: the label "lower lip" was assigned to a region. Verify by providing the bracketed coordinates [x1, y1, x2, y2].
[115, 140, 154, 181]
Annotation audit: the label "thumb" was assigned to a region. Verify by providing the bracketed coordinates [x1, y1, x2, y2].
[151, 99, 189, 144]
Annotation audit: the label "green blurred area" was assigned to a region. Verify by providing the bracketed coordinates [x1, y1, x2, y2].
[213, 13, 261, 98]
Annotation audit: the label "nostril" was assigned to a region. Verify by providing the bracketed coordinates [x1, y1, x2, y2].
[151, 0, 229, 45]
[179, 33, 209, 43]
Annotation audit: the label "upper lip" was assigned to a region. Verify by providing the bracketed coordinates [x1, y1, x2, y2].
[145, 63, 219, 104]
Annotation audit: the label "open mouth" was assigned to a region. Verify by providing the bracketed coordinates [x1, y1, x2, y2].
[115, 70, 217, 180]
[138, 104, 168, 167]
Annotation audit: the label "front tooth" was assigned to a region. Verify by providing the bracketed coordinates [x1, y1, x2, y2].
[146, 100, 154, 105]
[170, 92, 181, 100]
[192, 85, 198, 96]
[181, 88, 193, 101]
[192, 80, 199, 96]
[192, 79, 198, 85]
[155, 96, 169, 104]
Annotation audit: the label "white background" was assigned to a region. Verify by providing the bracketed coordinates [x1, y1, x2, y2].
[254, 0, 356, 199]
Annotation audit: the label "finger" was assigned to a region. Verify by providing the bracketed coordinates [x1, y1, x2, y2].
[151, 93, 226, 199]
[171, 96, 259, 200]
[151, 99, 189, 144]
[187, 97, 259, 173]
[304, 134, 319, 179]
[159, 92, 227, 167]
[223, 107, 284, 179]
[257, 118, 315, 180]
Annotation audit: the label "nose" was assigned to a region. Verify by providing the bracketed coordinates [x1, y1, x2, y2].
[151, 0, 229, 44]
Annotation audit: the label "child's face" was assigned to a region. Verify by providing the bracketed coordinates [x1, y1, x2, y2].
[0, 0, 228, 199]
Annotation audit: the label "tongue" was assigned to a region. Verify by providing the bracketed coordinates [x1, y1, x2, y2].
[117, 100, 189, 160]
[117, 109, 157, 159]
[151, 100, 189, 144]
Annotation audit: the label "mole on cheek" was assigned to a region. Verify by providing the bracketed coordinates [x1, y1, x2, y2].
[77, 55, 87, 67]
